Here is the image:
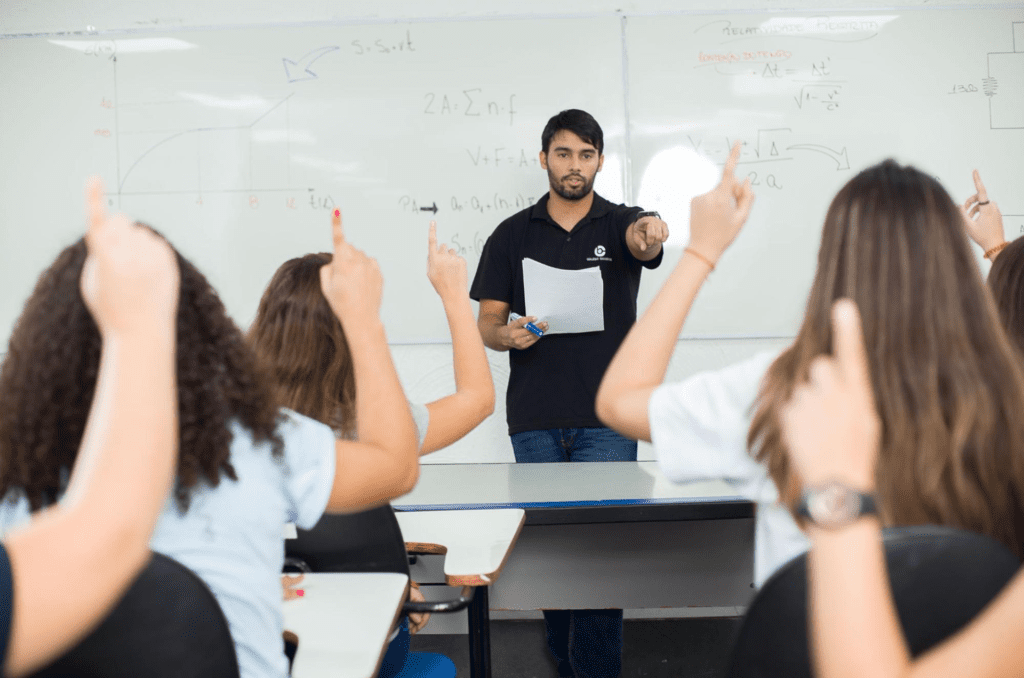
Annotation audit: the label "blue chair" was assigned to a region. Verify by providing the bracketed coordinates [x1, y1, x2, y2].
[728, 524, 1021, 678]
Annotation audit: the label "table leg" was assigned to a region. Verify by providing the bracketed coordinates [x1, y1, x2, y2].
[467, 585, 491, 678]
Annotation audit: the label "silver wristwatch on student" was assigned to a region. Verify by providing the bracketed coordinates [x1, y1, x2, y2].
[796, 482, 877, 530]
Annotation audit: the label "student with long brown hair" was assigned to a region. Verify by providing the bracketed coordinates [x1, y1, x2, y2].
[596, 146, 1024, 585]
[249, 220, 493, 453]
[780, 298, 1024, 678]
[0, 210, 421, 678]
[249, 220, 493, 668]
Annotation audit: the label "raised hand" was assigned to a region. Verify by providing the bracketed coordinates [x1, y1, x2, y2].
[426, 221, 469, 302]
[960, 170, 1005, 253]
[687, 141, 756, 265]
[79, 177, 179, 337]
[629, 215, 669, 253]
[779, 299, 880, 491]
[319, 209, 384, 326]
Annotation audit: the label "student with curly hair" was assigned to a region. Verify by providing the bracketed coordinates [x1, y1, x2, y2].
[0, 180, 179, 677]
[0, 210, 421, 678]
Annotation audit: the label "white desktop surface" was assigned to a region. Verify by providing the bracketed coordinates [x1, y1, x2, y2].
[282, 572, 407, 678]
[393, 461, 742, 509]
[395, 508, 525, 586]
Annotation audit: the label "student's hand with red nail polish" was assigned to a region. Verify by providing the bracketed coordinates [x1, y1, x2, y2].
[282, 574, 305, 602]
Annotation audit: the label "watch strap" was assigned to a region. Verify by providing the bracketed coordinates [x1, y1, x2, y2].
[796, 482, 878, 529]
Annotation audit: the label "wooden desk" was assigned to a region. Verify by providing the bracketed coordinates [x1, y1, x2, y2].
[395, 462, 756, 612]
[282, 572, 408, 678]
[395, 509, 525, 678]
[395, 508, 525, 585]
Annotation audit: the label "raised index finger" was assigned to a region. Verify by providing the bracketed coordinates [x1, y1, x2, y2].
[722, 141, 742, 182]
[428, 220, 437, 251]
[85, 177, 107, 239]
[972, 170, 989, 203]
[330, 208, 344, 251]
[831, 299, 873, 400]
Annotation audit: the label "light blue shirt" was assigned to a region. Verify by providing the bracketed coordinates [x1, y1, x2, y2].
[148, 409, 337, 678]
[0, 403, 430, 678]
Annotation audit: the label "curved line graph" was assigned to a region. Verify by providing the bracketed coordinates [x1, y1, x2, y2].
[117, 94, 295, 194]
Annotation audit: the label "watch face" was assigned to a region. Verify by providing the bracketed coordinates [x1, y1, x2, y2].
[808, 483, 862, 529]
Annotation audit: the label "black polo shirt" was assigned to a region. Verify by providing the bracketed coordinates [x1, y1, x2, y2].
[470, 192, 663, 435]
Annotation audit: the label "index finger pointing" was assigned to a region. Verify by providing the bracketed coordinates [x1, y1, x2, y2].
[831, 299, 872, 399]
[331, 208, 344, 250]
[722, 141, 742, 182]
[85, 176, 106, 237]
[428, 220, 437, 251]
[972, 170, 989, 203]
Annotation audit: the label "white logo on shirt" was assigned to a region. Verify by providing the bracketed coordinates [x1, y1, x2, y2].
[594, 245, 606, 256]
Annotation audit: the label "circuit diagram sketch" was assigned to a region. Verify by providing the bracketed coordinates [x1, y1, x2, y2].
[985, 22, 1024, 130]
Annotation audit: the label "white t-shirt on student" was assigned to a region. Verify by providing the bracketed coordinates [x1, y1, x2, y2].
[648, 351, 809, 587]
[0, 403, 430, 678]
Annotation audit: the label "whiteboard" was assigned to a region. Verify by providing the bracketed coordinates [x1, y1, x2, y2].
[1, 9, 1023, 346]
[628, 10, 1024, 337]
[0, 17, 627, 344]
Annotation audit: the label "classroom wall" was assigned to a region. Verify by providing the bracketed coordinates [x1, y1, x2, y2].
[2, 1, 1020, 464]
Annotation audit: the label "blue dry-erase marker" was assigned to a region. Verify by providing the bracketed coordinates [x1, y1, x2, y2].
[508, 312, 544, 338]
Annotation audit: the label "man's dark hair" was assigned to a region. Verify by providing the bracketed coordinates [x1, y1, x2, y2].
[541, 109, 604, 155]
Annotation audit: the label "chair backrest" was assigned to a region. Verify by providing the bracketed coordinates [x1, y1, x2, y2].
[286, 505, 409, 575]
[728, 525, 1021, 678]
[29, 552, 239, 678]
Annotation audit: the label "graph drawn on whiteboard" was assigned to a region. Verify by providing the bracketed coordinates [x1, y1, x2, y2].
[115, 85, 311, 200]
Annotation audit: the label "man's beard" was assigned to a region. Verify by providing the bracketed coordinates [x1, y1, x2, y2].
[548, 169, 595, 201]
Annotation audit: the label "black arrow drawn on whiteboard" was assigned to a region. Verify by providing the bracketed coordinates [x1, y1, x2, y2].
[420, 202, 439, 214]
[786, 144, 850, 170]
[283, 46, 340, 83]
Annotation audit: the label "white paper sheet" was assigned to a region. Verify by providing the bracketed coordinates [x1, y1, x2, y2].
[522, 258, 604, 334]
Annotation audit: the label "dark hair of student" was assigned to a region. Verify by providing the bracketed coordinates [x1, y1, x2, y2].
[248, 252, 357, 437]
[987, 237, 1024, 352]
[749, 159, 1024, 558]
[541, 109, 604, 155]
[0, 230, 283, 512]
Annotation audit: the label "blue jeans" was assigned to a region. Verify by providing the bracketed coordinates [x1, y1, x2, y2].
[510, 427, 636, 678]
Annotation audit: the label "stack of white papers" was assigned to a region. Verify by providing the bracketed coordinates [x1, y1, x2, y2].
[522, 258, 605, 334]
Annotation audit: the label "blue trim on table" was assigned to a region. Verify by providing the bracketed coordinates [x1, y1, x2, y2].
[396, 495, 746, 510]
[394, 496, 755, 525]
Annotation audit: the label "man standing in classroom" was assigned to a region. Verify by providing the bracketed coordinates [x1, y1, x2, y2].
[470, 109, 668, 678]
